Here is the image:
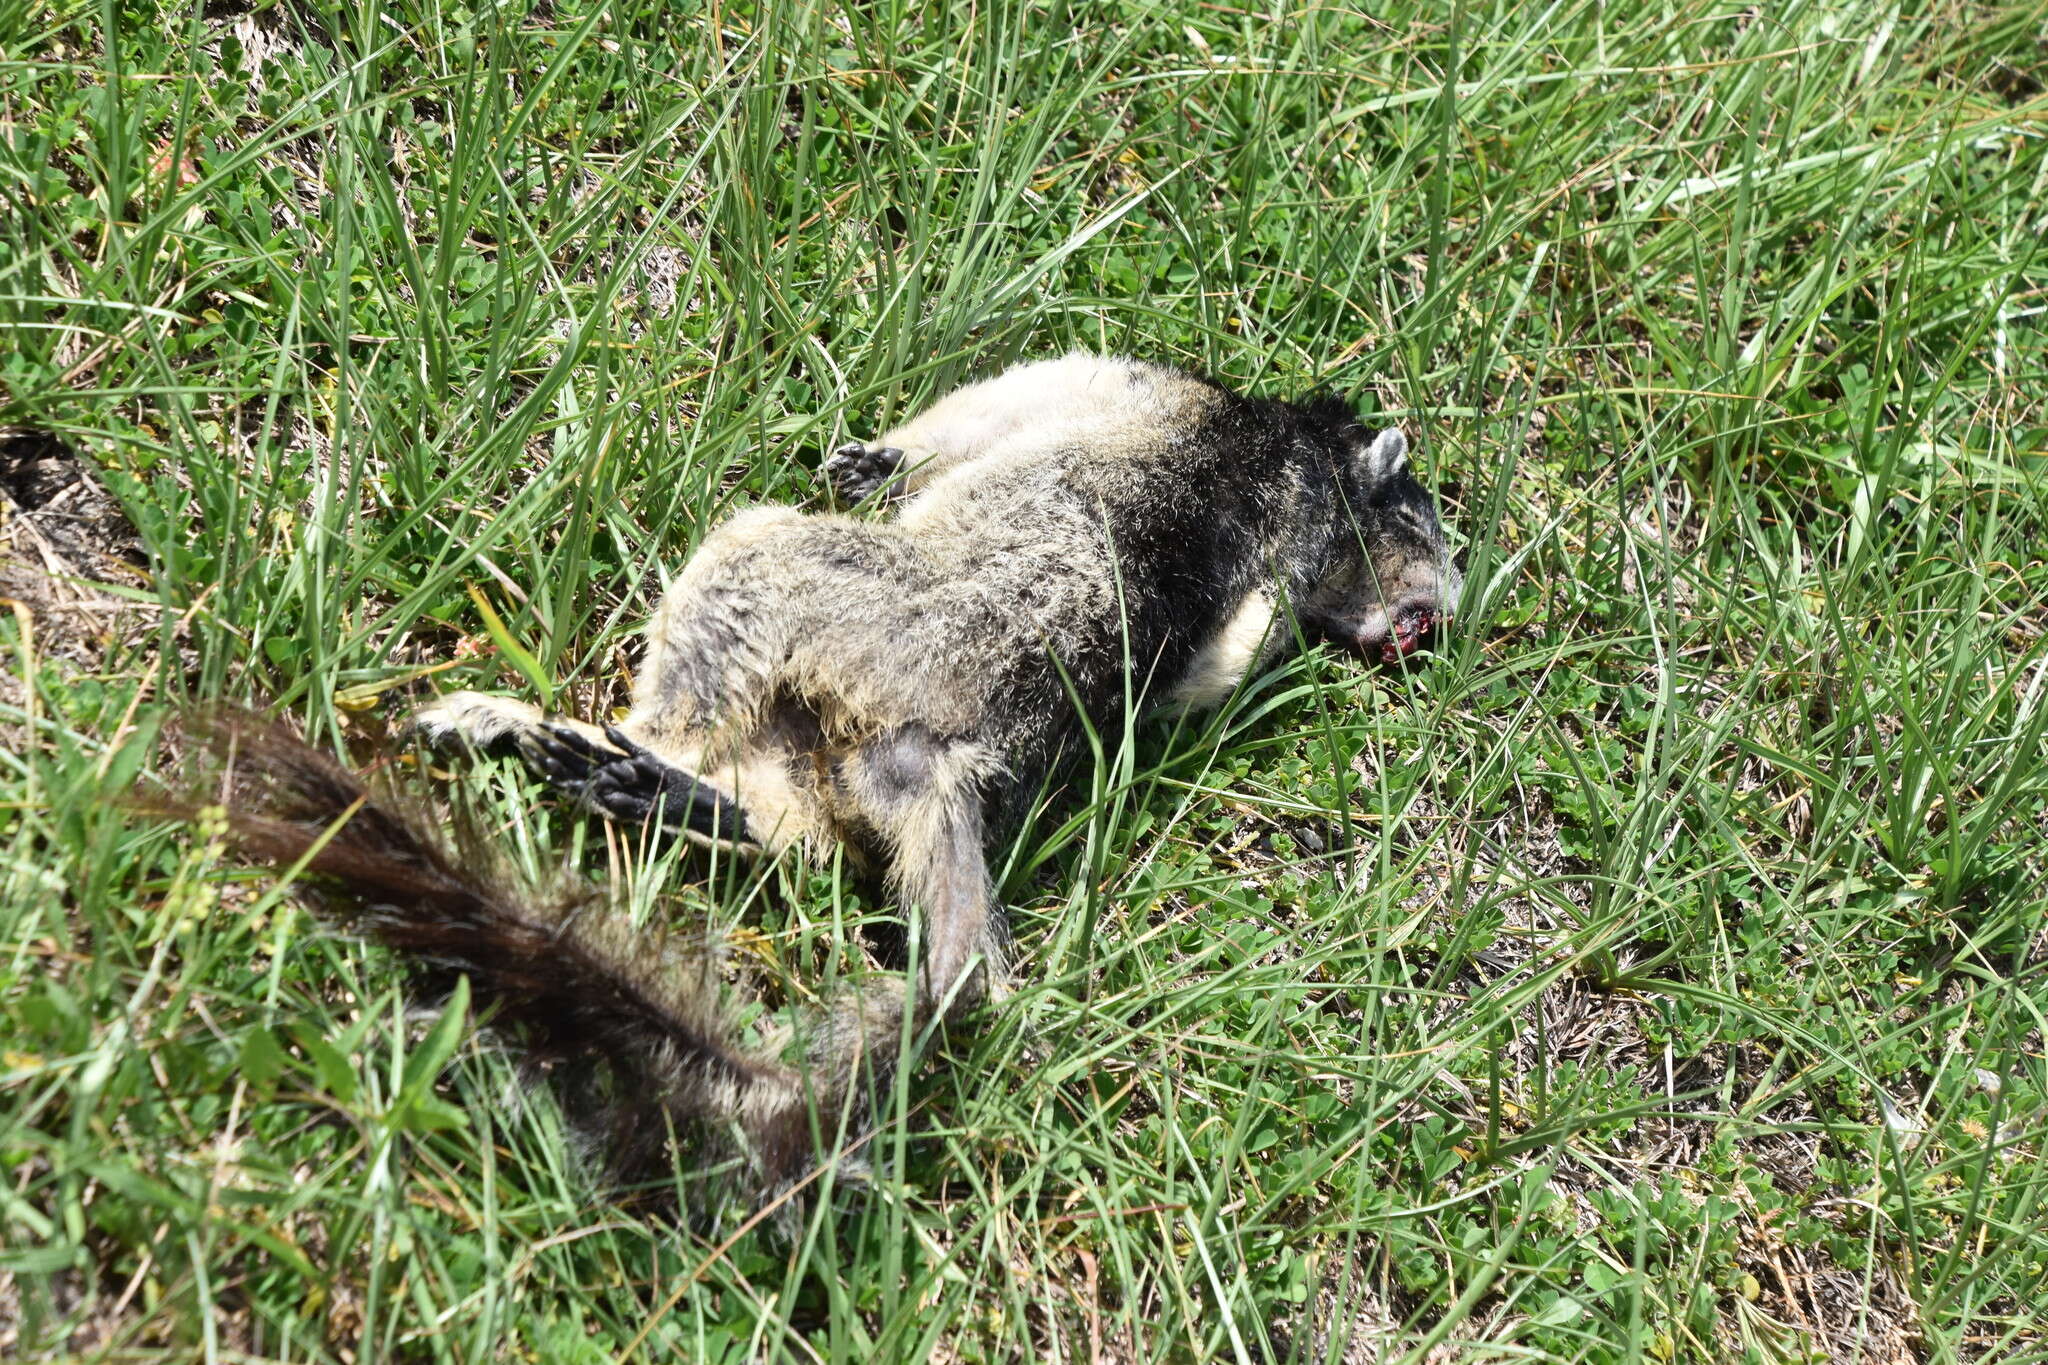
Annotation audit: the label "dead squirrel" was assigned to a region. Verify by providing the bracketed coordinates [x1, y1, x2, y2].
[193, 351, 1461, 1190]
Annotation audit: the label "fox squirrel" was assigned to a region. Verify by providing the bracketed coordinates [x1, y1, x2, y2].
[191, 351, 1461, 1191]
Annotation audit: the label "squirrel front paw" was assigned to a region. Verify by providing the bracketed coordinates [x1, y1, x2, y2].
[822, 442, 906, 504]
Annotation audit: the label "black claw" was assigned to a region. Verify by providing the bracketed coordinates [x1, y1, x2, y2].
[598, 724, 647, 757]
[582, 756, 706, 837]
[543, 722, 614, 762]
[823, 442, 908, 504]
[525, 749, 578, 784]
[588, 776, 655, 827]
[455, 717, 748, 845]
[516, 723, 629, 796]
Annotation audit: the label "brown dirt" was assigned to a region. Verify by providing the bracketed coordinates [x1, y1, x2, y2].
[0, 429, 151, 712]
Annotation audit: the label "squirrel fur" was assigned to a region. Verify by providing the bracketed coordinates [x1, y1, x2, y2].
[192, 351, 1461, 1193]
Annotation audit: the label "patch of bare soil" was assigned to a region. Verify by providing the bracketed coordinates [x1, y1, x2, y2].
[0, 429, 150, 709]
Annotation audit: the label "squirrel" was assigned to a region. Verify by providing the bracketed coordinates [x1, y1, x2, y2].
[189, 351, 1461, 1192]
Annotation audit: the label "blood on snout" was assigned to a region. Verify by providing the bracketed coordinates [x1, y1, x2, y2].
[1379, 604, 1446, 664]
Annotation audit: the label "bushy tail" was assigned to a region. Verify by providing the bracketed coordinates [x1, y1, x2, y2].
[159, 711, 889, 1192]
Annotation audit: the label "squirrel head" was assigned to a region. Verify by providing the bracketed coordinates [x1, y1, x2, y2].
[1309, 427, 1462, 665]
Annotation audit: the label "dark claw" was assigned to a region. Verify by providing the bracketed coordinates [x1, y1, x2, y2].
[584, 756, 706, 836]
[585, 770, 654, 826]
[524, 747, 584, 788]
[558, 726, 680, 832]
[543, 722, 615, 762]
[822, 442, 907, 504]
[517, 722, 629, 795]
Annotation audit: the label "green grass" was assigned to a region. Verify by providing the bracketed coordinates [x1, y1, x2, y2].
[4, 0, 2047, 1358]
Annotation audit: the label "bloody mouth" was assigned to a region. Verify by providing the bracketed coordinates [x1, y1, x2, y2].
[1379, 606, 1441, 664]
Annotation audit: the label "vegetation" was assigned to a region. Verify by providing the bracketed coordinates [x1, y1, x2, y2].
[3, 0, 2045, 1358]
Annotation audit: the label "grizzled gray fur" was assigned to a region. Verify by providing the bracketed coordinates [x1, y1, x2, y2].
[386, 351, 1459, 1185]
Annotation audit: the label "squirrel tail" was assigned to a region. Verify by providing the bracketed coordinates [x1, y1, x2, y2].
[160, 711, 895, 1192]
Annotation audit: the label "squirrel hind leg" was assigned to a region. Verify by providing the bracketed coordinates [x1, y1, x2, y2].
[750, 728, 1002, 1180]
[410, 691, 627, 789]
[411, 692, 758, 849]
[410, 690, 566, 751]
[836, 726, 1007, 1015]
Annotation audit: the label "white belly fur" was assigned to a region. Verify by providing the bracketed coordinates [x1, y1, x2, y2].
[1161, 590, 1281, 713]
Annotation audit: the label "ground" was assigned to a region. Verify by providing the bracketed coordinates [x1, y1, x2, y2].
[2, 1, 2046, 1360]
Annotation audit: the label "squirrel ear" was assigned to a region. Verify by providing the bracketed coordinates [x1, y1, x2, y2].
[1358, 428, 1408, 481]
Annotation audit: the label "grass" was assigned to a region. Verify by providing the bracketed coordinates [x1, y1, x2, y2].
[3, 0, 2047, 1358]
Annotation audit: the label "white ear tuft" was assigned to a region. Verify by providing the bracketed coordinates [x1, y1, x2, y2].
[1362, 428, 1408, 480]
